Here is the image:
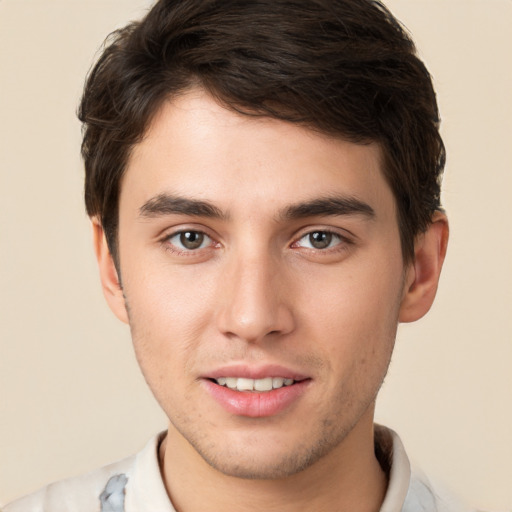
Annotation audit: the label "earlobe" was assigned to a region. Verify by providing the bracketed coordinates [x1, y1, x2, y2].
[91, 218, 129, 324]
[399, 211, 449, 323]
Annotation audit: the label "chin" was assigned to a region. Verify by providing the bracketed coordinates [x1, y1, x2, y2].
[190, 428, 347, 480]
[203, 453, 315, 480]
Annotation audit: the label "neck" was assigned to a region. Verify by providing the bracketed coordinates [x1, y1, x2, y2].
[159, 412, 387, 512]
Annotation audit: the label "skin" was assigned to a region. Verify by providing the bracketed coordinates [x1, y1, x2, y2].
[94, 88, 448, 512]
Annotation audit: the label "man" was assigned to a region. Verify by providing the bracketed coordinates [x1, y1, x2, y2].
[5, 0, 471, 510]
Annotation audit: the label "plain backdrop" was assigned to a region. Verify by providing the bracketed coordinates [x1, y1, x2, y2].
[1, 0, 511, 509]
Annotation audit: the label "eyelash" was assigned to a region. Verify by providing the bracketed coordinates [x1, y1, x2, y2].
[292, 229, 353, 253]
[160, 228, 353, 256]
[160, 229, 218, 256]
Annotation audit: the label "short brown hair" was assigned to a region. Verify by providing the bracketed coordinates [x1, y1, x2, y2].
[79, 0, 445, 265]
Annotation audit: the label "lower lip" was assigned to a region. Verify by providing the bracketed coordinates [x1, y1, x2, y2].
[202, 379, 310, 418]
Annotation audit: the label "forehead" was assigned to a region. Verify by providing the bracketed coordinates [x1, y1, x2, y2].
[121, 89, 396, 221]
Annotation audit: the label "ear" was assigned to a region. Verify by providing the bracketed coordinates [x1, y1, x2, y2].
[399, 211, 449, 323]
[91, 218, 129, 324]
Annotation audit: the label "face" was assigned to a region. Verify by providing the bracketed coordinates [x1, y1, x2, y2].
[109, 89, 411, 479]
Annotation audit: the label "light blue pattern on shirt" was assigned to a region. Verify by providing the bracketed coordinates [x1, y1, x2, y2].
[100, 474, 128, 512]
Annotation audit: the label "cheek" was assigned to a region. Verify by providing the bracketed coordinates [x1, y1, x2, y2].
[121, 263, 217, 384]
[125, 256, 216, 328]
[299, 253, 404, 365]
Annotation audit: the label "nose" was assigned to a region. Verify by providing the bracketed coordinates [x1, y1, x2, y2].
[216, 251, 295, 343]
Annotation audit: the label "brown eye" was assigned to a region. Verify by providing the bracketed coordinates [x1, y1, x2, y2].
[309, 231, 333, 249]
[294, 230, 343, 250]
[166, 230, 211, 251]
[179, 231, 205, 249]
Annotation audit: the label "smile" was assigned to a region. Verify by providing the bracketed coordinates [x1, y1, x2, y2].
[214, 377, 295, 392]
[204, 377, 310, 417]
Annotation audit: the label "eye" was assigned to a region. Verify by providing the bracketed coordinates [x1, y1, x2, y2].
[295, 230, 343, 250]
[166, 230, 212, 251]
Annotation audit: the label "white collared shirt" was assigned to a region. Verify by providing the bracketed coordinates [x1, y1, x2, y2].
[4, 426, 474, 512]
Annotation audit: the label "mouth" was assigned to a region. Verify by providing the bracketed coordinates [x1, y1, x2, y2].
[202, 368, 311, 417]
[210, 376, 298, 392]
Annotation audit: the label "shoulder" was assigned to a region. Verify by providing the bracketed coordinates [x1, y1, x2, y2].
[4, 432, 170, 512]
[404, 469, 477, 512]
[375, 425, 476, 512]
[4, 454, 134, 512]
[3, 434, 160, 512]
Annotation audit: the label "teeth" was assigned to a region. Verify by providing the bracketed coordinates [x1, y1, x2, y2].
[215, 377, 296, 392]
[254, 377, 273, 391]
[225, 377, 237, 389]
[237, 378, 254, 391]
[272, 377, 284, 388]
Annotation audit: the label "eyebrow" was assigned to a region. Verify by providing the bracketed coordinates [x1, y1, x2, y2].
[281, 196, 375, 220]
[139, 194, 227, 220]
[138, 193, 375, 222]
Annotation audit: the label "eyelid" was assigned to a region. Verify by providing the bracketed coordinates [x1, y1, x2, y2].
[159, 225, 221, 254]
[292, 226, 354, 244]
[290, 226, 356, 256]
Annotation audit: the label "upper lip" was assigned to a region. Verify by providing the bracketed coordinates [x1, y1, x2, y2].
[203, 364, 310, 381]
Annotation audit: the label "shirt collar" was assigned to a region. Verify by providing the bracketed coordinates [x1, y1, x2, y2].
[375, 424, 412, 512]
[126, 431, 176, 511]
[126, 427, 413, 512]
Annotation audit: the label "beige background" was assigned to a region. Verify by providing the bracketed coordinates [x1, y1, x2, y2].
[1, 0, 511, 509]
